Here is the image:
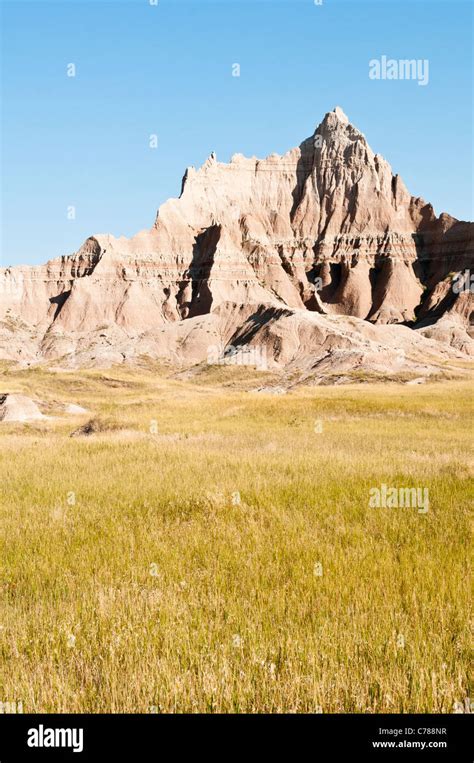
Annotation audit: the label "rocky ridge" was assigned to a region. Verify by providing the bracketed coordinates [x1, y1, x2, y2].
[1, 107, 472, 381]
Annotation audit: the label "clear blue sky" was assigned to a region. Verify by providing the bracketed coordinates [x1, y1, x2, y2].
[1, 0, 472, 267]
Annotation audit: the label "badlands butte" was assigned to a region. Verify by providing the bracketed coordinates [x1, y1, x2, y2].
[1, 106, 473, 382]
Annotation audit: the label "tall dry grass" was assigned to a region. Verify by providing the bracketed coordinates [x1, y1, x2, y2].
[0, 365, 472, 712]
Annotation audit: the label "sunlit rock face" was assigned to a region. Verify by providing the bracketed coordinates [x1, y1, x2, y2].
[0, 107, 472, 370]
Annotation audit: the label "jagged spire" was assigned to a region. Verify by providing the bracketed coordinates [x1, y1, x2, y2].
[332, 105, 349, 123]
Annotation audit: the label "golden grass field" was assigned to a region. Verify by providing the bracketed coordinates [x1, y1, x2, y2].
[0, 362, 472, 713]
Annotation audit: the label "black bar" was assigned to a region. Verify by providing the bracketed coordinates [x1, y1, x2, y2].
[0, 713, 471, 761]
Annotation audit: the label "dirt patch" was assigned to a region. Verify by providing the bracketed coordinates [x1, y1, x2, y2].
[70, 417, 122, 437]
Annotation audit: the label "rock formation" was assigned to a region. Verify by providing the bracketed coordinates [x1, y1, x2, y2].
[0, 394, 45, 422]
[0, 107, 472, 378]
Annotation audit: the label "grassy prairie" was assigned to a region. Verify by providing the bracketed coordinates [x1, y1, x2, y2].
[0, 364, 472, 713]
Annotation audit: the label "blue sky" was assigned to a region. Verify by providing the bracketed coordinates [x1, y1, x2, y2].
[1, 0, 472, 266]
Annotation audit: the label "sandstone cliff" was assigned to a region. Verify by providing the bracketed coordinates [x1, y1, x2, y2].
[1, 107, 472, 378]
